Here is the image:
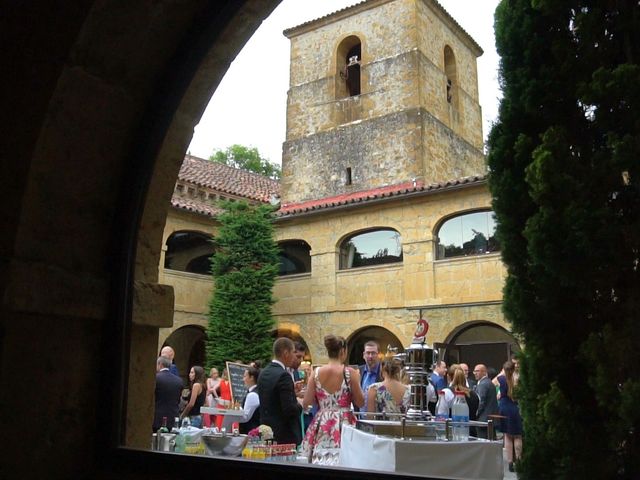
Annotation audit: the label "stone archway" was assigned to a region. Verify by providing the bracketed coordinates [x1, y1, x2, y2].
[272, 327, 312, 363]
[346, 325, 405, 366]
[439, 320, 521, 375]
[161, 325, 206, 383]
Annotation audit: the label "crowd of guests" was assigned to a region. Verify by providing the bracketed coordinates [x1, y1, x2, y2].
[152, 339, 522, 470]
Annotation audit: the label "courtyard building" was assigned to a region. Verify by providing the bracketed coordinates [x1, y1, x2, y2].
[159, 0, 519, 379]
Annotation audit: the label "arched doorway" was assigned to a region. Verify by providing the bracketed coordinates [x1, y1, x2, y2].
[438, 321, 521, 376]
[162, 325, 206, 384]
[346, 326, 404, 366]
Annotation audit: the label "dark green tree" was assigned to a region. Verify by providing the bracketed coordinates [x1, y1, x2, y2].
[205, 201, 280, 371]
[210, 144, 281, 179]
[488, 1, 640, 478]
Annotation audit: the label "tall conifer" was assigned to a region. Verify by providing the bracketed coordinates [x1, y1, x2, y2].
[206, 201, 279, 371]
[488, 1, 639, 477]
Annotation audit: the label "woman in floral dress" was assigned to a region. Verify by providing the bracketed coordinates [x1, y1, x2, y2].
[366, 359, 410, 416]
[300, 335, 364, 464]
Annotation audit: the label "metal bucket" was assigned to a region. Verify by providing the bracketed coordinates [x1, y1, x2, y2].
[158, 433, 177, 452]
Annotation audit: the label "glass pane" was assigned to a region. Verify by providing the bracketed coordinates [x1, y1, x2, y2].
[165, 231, 215, 272]
[437, 211, 499, 259]
[341, 229, 402, 268]
[278, 241, 311, 275]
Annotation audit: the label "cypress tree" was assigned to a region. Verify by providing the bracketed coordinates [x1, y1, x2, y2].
[488, 1, 639, 478]
[205, 201, 279, 371]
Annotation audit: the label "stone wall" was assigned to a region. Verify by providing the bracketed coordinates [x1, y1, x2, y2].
[271, 182, 506, 362]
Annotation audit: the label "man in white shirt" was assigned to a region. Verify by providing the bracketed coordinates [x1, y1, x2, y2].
[238, 366, 260, 434]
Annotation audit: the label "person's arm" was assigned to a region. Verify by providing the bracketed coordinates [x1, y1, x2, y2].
[302, 369, 316, 410]
[349, 367, 365, 408]
[181, 383, 201, 419]
[476, 381, 487, 415]
[492, 370, 504, 387]
[366, 384, 377, 413]
[238, 391, 259, 423]
[278, 372, 302, 418]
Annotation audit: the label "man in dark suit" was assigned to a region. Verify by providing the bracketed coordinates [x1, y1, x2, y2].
[474, 364, 499, 438]
[153, 356, 184, 432]
[257, 338, 303, 445]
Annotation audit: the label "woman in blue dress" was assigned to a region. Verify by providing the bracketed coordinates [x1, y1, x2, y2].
[497, 360, 522, 472]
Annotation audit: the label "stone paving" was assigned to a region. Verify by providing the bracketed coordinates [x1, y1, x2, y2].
[502, 446, 518, 480]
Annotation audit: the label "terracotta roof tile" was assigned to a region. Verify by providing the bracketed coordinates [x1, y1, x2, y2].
[170, 196, 223, 217]
[178, 154, 280, 202]
[276, 175, 487, 218]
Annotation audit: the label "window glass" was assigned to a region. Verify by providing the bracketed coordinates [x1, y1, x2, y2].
[436, 211, 499, 259]
[340, 229, 403, 269]
[164, 231, 215, 275]
[278, 240, 311, 276]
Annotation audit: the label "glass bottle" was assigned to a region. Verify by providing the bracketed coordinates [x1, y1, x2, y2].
[158, 416, 169, 434]
[434, 390, 447, 441]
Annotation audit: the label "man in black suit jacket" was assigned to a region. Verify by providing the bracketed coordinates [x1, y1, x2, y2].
[474, 364, 499, 438]
[257, 338, 303, 445]
[153, 356, 184, 432]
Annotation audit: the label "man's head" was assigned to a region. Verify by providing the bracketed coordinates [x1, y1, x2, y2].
[362, 341, 380, 369]
[473, 364, 487, 381]
[434, 360, 447, 376]
[157, 356, 172, 372]
[160, 345, 175, 361]
[460, 363, 470, 377]
[273, 337, 296, 367]
[291, 341, 305, 370]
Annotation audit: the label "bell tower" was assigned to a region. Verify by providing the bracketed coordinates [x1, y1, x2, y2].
[281, 0, 486, 206]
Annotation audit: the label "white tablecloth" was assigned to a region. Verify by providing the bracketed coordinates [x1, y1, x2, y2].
[339, 424, 503, 479]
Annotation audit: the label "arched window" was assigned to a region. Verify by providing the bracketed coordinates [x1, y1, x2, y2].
[436, 210, 499, 259]
[164, 230, 215, 275]
[337, 36, 362, 99]
[278, 240, 311, 276]
[339, 228, 403, 269]
[444, 45, 457, 106]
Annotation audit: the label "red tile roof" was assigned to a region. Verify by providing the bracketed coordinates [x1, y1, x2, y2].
[170, 196, 223, 217]
[276, 176, 487, 218]
[170, 154, 280, 218]
[178, 154, 280, 202]
[170, 154, 486, 220]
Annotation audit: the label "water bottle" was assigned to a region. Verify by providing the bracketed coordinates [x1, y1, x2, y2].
[434, 390, 447, 441]
[452, 391, 469, 441]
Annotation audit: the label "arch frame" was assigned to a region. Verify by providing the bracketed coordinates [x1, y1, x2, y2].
[337, 226, 404, 271]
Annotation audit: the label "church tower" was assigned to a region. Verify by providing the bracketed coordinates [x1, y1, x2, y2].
[281, 0, 486, 206]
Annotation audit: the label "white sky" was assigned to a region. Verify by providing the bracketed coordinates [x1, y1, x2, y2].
[188, 0, 502, 164]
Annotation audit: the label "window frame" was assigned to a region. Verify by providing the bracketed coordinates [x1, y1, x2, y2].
[434, 209, 500, 260]
[338, 228, 404, 270]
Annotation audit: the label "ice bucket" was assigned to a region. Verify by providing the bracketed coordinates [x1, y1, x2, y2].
[202, 434, 248, 457]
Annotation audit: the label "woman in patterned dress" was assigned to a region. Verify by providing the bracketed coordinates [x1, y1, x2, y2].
[300, 335, 364, 465]
[366, 359, 410, 416]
